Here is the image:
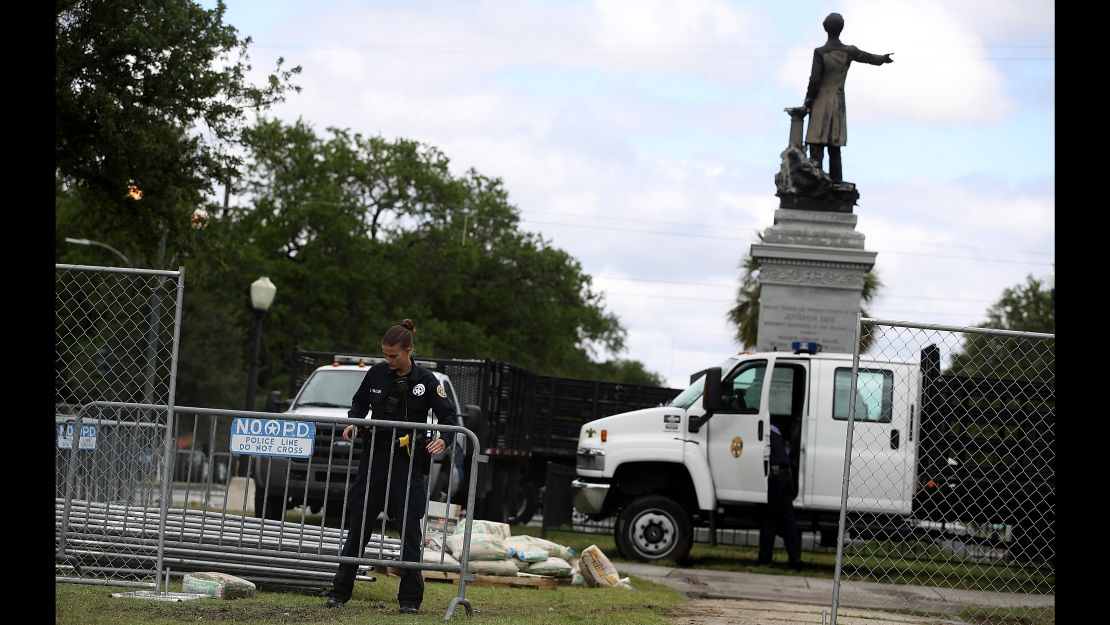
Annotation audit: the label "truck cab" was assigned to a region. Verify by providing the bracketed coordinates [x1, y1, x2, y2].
[252, 355, 466, 519]
[572, 344, 919, 562]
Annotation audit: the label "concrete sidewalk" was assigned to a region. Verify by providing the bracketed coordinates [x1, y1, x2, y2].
[616, 562, 1054, 617]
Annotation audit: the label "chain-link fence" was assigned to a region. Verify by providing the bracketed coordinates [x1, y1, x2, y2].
[829, 318, 1055, 624]
[55, 264, 185, 589]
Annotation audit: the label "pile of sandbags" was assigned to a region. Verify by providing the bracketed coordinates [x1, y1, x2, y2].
[442, 519, 518, 576]
[506, 534, 576, 578]
[434, 521, 636, 588]
[436, 519, 638, 588]
[440, 520, 581, 579]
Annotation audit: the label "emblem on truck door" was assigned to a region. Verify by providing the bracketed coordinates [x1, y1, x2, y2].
[586, 428, 596, 438]
[730, 436, 744, 458]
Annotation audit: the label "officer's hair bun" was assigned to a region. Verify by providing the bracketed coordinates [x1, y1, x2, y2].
[400, 319, 416, 333]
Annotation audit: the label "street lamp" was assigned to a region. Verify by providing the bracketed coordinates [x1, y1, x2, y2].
[64, 237, 131, 266]
[245, 277, 277, 413]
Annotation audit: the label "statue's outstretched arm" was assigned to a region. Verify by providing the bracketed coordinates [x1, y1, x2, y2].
[853, 47, 893, 66]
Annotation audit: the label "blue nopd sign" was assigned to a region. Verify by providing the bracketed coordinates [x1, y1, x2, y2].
[230, 418, 315, 458]
[56, 422, 98, 450]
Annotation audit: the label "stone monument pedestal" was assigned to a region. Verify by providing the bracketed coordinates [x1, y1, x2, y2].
[751, 208, 876, 353]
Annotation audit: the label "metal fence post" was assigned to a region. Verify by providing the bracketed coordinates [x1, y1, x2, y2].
[154, 268, 186, 593]
[829, 312, 864, 625]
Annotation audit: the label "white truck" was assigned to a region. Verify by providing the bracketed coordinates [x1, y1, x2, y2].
[571, 343, 1054, 563]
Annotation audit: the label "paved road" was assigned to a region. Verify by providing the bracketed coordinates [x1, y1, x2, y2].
[617, 562, 1053, 625]
[667, 598, 962, 625]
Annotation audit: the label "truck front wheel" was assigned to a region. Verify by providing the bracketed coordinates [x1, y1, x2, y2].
[615, 495, 692, 563]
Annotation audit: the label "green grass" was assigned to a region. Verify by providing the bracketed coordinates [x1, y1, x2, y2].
[56, 573, 683, 625]
[169, 509, 1055, 595]
[839, 541, 1054, 595]
[55, 523, 1055, 624]
[538, 527, 1053, 595]
[239, 513, 1054, 595]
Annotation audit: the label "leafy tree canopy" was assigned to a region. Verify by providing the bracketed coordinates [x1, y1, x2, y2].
[947, 274, 1055, 381]
[225, 118, 654, 394]
[56, 0, 300, 265]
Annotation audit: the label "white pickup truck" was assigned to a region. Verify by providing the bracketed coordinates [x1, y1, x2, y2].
[571, 343, 1054, 563]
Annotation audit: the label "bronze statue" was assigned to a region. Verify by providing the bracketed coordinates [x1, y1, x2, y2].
[803, 13, 893, 182]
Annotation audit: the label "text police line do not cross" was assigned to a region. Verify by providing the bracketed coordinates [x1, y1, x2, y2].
[230, 418, 316, 458]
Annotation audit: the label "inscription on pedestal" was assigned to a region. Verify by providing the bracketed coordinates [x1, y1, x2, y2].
[756, 285, 860, 352]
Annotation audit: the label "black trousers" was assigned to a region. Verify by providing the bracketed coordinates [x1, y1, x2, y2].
[331, 443, 428, 607]
[758, 470, 801, 565]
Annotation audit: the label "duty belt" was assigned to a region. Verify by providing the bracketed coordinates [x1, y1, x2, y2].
[770, 464, 791, 477]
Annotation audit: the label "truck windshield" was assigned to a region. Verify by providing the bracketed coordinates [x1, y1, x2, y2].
[669, 357, 739, 409]
[292, 370, 366, 410]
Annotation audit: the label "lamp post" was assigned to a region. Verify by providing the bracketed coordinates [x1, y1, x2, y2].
[64, 237, 131, 266]
[245, 277, 277, 413]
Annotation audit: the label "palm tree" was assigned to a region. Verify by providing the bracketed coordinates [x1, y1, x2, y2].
[728, 228, 882, 352]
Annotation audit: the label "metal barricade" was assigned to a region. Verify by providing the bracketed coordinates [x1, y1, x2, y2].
[829, 318, 1054, 624]
[57, 402, 484, 620]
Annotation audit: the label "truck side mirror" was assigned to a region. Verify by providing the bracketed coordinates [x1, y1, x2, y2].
[265, 390, 282, 413]
[703, 368, 722, 412]
[689, 367, 722, 433]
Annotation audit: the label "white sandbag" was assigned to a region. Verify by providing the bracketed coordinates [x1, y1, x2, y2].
[181, 572, 256, 599]
[421, 548, 460, 567]
[446, 532, 507, 561]
[513, 548, 549, 563]
[457, 519, 511, 539]
[467, 558, 521, 577]
[527, 556, 573, 577]
[579, 544, 620, 588]
[505, 534, 575, 561]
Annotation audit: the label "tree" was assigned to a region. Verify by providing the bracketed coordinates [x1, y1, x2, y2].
[583, 359, 666, 386]
[947, 275, 1054, 381]
[56, 0, 300, 265]
[727, 229, 882, 352]
[227, 118, 649, 393]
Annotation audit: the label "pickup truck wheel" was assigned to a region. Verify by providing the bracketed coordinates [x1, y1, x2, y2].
[616, 495, 692, 563]
[506, 478, 538, 526]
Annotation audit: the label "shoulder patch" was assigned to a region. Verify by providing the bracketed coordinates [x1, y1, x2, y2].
[436, 384, 447, 398]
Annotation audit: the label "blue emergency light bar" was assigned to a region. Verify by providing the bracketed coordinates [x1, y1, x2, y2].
[791, 341, 821, 354]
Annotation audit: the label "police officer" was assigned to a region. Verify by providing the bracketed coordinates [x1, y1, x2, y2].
[326, 319, 458, 614]
[758, 422, 803, 571]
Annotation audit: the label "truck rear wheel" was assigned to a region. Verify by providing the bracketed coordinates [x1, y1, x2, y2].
[615, 495, 692, 563]
[506, 478, 538, 526]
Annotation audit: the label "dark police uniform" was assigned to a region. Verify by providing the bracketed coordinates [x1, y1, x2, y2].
[330, 361, 458, 610]
[758, 423, 802, 570]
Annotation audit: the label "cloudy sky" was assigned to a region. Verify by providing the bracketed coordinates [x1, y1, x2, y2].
[209, 0, 1054, 388]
